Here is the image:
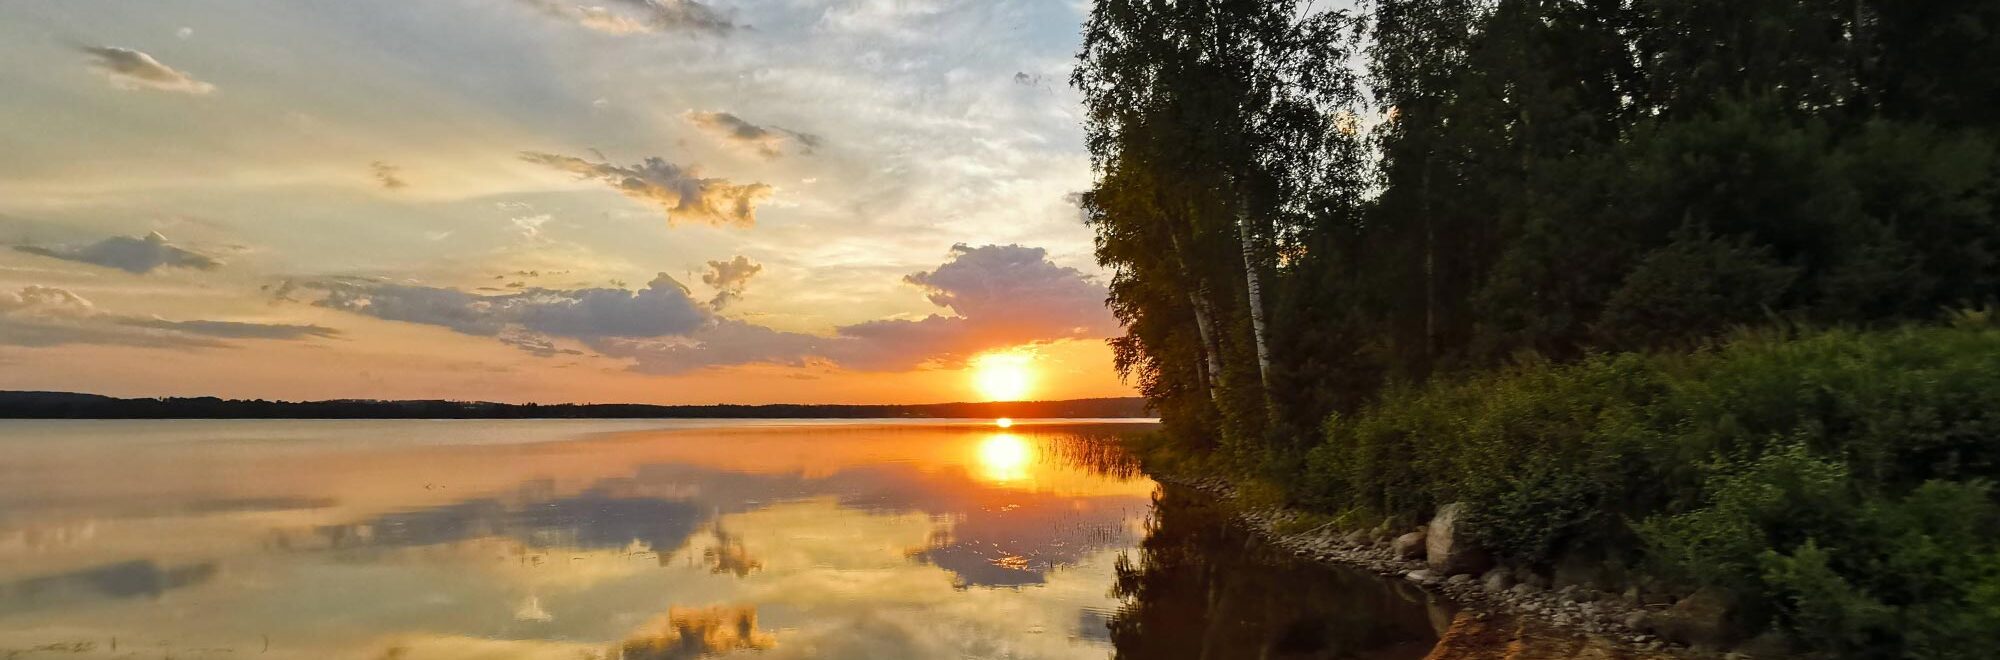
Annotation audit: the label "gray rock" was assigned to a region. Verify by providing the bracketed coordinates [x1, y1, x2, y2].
[1637, 587, 1738, 650]
[1425, 502, 1491, 576]
[1513, 566, 1551, 589]
[1480, 568, 1514, 592]
[1406, 569, 1438, 583]
[1342, 529, 1371, 547]
[1392, 530, 1428, 560]
[1509, 583, 1541, 597]
[1446, 573, 1474, 586]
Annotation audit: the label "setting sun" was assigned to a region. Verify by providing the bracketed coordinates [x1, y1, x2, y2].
[969, 351, 1036, 401]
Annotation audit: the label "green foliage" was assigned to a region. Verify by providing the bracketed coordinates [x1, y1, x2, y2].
[1300, 325, 2000, 654]
[1076, 0, 2000, 655]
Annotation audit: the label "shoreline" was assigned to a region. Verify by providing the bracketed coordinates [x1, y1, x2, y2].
[1151, 473, 1716, 660]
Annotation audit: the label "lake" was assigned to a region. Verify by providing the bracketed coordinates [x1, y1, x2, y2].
[0, 420, 1449, 659]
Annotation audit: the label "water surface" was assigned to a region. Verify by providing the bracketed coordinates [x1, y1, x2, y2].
[0, 419, 1447, 659]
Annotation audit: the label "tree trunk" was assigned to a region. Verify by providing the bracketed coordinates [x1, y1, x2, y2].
[1169, 232, 1223, 402]
[1237, 209, 1272, 389]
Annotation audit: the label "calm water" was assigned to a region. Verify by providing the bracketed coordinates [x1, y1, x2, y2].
[0, 420, 1448, 659]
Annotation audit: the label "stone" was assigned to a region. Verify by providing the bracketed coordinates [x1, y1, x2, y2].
[1513, 566, 1551, 590]
[1406, 569, 1438, 583]
[1392, 530, 1428, 560]
[1447, 573, 1474, 586]
[1479, 568, 1513, 592]
[1637, 587, 1738, 650]
[1509, 583, 1540, 597]
[1425, 502, 1491, 576]
[1342, 528, 1371, 547]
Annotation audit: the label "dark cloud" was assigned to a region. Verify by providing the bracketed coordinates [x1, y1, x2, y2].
[829, 243, 1115, 369]
[80, 46, 214, 94]
[292, 245, 1108, 374]
[602, 244, 1114, 373]
[16, 232, 221, 274]
[700, 255, 761, 309]
[684, 111, 821, 159]
[0, 285, 338, 349]
[120, 318, 339, 340]
[370, 161, 408, 190]
[521, 152, 772, 228]
[296, 273, 709, 341]
[591, 318, 825, 375]
[518, 0, 736, 35]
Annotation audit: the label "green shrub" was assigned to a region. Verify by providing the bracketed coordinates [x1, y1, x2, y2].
[1300, 321, 2000, 655]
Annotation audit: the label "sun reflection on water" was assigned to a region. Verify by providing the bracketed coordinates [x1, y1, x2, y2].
[975, 433, 1033, 484]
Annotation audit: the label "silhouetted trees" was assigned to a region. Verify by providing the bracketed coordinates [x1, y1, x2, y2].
[1078, 0, 2000, 470]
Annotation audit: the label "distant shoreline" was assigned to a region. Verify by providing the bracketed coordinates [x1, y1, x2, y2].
[0, 391, 1152, 420]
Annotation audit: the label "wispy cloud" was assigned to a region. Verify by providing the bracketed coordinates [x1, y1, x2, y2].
[370, 161, 408, 190]
[700, 255, 761, 309]
[16, 232, 221, 274]
[684, 111, 821, 159]
[517, 0, 736, 35]
[520, 152, 772, 228]
[292, 273, 708, 340]
[80, 46, 215, 95]
[0, 285, 336, 348]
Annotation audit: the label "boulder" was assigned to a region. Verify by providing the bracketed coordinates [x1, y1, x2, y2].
[1425, 502, 1492, 575]
[1638, 587, 1738, 650]
[1406, 569, 1439, 583]
[1342, 528, 1372, 547]
[1393, 530, 1428, 560]
[1479, 568, 1514, 592]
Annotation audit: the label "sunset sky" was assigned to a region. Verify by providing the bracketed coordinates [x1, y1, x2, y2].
[0, 0, 1133, 404]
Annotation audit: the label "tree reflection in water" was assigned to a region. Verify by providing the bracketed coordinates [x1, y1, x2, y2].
[1109, 485, 1448, 660]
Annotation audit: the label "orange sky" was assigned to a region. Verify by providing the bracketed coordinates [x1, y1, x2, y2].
[0, 2, 1137, 404]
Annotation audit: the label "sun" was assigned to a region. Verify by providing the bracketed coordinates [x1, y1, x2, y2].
[969, 351, 1036, 401]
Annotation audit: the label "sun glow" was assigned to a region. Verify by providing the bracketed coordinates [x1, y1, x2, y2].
[970, 350, 1036, 401]
[994, 417, 1014, 428]
[976, 433, 1032, 483]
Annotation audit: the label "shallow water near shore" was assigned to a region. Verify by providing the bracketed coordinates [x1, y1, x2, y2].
[0, 419, 1448, 659]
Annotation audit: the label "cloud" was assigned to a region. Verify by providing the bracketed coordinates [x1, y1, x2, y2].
[828, 243, 1114, 369]
[80, 46, 215, 94]
[518, 0, 736, 35]
[616, 605, 776, 659]
[0, 285, 337, 348]
[684, 111, 821, 159]
[370, 161, 407, 190]
[291, 245, 1108, 375]
[15, 232, 222, 274]
[700, 255, 761, 309]
[296, 273, 708, 340]
[592, 318, 826, 374]
[599, 244, 1113, 373]
[520, 152, 772, 228]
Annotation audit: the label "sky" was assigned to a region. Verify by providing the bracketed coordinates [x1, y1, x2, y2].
[0, 0, 1134, 405]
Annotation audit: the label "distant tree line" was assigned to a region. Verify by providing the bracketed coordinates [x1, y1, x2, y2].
[0, 391, 1151, 419]
[1077, 0, 2000, 465]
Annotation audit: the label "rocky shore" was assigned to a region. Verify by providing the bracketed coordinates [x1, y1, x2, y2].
[1155, 474, 1750, 660]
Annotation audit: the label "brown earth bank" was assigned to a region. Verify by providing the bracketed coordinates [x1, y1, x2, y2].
[1152, 474, 1731, 660]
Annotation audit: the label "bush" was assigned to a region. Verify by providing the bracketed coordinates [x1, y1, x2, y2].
[1300, 321, 2000, 655]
